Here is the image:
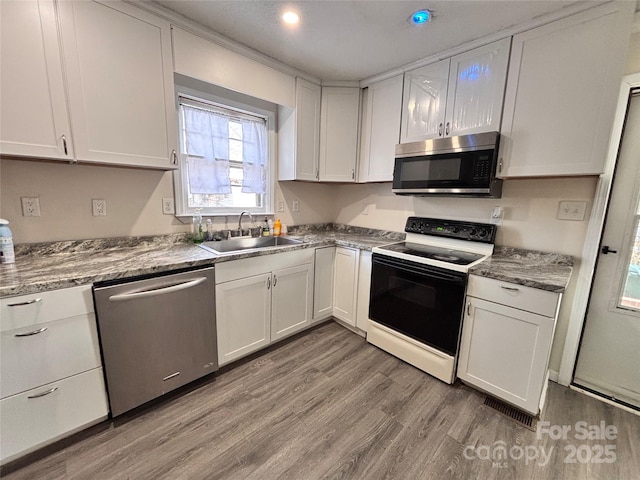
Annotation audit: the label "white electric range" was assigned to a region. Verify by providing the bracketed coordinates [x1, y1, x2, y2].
[368, 217, 497, 383]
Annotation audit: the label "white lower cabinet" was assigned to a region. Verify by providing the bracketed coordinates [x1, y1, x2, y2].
[355, 251, 372, 332]
[271, 264, 314, 342]
[215, 250, 313, 366]
[216, 273, 272, 366]
[0, 286, 108, 464]
[333, 247, 360, 326]
[313, 246, 336, 320]
[457, 275, 561, 415]
[0, 368, 108, 463]
[326, 247, 372, 333]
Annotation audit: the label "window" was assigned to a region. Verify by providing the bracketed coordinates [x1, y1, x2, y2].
[175, 94, 273, 216]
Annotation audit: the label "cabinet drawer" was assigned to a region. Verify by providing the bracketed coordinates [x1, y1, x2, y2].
[0, 285, 94, 332]
[467, 275, 560, 317]
[1, 313, 101, 399]
[0, 368, 108, 464]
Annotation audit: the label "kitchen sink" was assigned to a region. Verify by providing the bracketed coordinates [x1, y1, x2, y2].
[199, 236, 304, 254]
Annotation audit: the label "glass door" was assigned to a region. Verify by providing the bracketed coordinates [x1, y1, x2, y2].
[573, 90, 640, 410]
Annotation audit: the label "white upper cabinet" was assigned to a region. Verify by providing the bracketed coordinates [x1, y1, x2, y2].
[278, 78, 321, 181]
[401, 59, 450, 143]
[401, 38, 510, 143]
[278, 78, 322, 182]
[319, 87, 360, 182]
[358, 75, 403, 182]
[445, 39, 510, 137]
[58, 0, 177, 169]
[281, 83, 358, 183]
[499, 2, 634, 178]
[0, 0, 73, 160]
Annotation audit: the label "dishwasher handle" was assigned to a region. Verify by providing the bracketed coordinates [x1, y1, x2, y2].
[108, 277, 208, 302]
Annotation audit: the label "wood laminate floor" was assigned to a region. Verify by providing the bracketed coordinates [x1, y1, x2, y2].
[3, 322, 639, 480]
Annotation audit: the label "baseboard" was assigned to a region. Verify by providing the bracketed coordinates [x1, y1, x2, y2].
[548, 369, 559, 383]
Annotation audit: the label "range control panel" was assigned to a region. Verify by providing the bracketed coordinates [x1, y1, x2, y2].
[404, 217, 497, 244]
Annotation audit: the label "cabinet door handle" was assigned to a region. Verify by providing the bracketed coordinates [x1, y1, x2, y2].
[316, 168, 319, 180]
[267, 277, 271, 289]
[438, 123, 443, 136]
[14, 327, 47, 337]
[7, 298, 42, 307]
[466, 302, 471, 316]
[273, 275, 277, 287]
[28, 387, 58, 399]
[498, 158, 503, 173]
[601, 245, 617, 255]
[62, 135, 68, 155]
[171, 149, 178, 165]
[351, 169, 355, 180]
[445, 122, 450, 136]
[500, 285, 520, 292]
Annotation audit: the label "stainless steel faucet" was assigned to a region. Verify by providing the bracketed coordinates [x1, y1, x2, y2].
[237, 211, 253, 237]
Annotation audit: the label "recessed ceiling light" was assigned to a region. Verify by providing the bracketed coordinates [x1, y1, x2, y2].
[410, 9, 433, 25]
[282, 11, 300, 25]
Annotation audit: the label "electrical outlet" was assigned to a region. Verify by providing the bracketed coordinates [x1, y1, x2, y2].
[490, 206, 504, 225]
[162, 197, 175, 215]
[92, 199, 107, 216]
[557, 201, 587, 221]
[21, 197, 41, 217]
[277, 201, 284, 212]
[292, 200, 300, 212]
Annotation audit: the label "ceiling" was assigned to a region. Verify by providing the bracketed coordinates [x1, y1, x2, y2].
[153, 0, 611, 81]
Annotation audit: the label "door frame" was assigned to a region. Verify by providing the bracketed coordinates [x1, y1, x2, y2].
[558, 72, 640, 386]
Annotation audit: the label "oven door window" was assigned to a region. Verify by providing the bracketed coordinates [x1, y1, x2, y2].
[369, 255, 466, 356]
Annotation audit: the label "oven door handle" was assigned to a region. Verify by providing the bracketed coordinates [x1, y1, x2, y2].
[372, 255, 466, 285]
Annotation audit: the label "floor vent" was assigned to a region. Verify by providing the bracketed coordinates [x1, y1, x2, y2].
[484, 396, 537, 431]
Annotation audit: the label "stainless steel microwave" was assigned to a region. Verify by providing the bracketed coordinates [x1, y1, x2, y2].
[392, 132, 503, 198]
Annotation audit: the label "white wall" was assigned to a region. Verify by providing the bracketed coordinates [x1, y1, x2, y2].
[0, 158, 335, 243]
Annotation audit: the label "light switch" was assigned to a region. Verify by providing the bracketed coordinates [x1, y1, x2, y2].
[557, 201, 587, 221]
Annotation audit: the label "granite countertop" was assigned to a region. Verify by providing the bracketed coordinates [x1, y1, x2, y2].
[468, 246, 573, 293]
[0, 225, 573, 297]
[0, 225, 404, 298]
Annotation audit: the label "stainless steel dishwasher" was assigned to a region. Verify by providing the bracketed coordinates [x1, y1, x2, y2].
[94, 267, 217, 417]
